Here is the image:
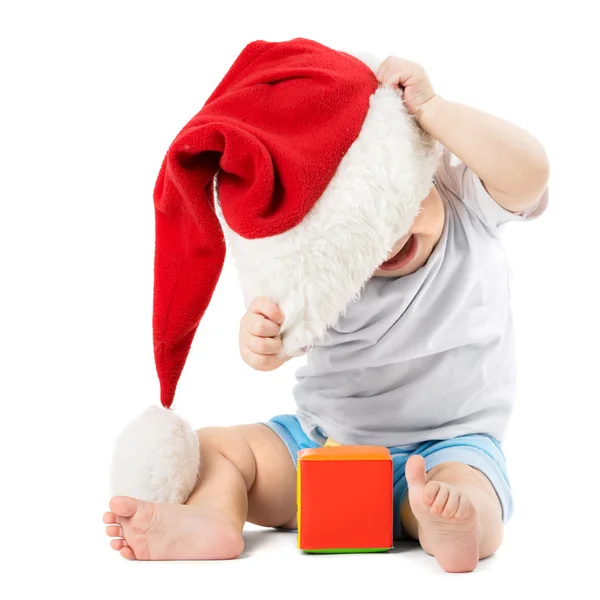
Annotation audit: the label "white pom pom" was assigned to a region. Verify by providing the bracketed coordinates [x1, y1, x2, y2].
[109, 406, 200, 504]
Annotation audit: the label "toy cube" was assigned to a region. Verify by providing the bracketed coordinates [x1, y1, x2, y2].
[297, 446, 393, 553]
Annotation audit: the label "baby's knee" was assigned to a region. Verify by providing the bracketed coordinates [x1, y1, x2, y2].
[196, 426, 257, 489]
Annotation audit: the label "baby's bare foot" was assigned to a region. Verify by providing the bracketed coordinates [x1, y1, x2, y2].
[405, 456, 480, 573]
[103, 496, 243, 560]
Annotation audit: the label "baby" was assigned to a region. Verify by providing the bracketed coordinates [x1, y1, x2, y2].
[104, 56, 549, 572]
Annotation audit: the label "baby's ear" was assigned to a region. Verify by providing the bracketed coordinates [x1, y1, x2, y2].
[341, 50, 383, 74]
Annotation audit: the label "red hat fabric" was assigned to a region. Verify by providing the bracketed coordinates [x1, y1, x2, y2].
[153, 38, 378, 408]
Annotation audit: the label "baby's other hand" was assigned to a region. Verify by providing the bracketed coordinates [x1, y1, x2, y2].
[376, 56, 436, 118]
[239, 297, 290, 371]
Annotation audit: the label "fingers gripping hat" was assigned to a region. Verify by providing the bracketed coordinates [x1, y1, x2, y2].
[109, 38, 438, 503]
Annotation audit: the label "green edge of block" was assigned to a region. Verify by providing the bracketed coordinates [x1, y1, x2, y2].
[303, 547, 391, 554]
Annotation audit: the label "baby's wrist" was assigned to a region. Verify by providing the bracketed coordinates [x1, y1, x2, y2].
[416, 94, 445, 128]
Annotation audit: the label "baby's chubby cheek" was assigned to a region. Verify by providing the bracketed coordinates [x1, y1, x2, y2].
[373, 186, 445, 278]
[410, 187, 444, 243]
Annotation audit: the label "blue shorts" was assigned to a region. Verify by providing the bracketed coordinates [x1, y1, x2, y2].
[264, 414, 513, 539]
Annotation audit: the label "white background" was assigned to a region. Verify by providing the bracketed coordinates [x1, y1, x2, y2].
[2, 0, 599, 597]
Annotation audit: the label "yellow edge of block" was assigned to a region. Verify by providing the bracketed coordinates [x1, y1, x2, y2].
[296, 460, 302, 548]
[324, 438, 341, 447]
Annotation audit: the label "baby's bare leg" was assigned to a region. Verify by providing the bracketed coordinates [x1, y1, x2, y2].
[104, 424, 296, 560]
[185, 424, 297, 529]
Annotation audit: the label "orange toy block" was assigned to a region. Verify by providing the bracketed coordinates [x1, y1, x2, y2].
[297, 446, 393, 553]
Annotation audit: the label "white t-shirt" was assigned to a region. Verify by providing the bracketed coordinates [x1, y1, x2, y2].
[293, 147, 548, 447]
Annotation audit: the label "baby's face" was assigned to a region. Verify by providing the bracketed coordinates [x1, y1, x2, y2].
[373, 186, 445, 278]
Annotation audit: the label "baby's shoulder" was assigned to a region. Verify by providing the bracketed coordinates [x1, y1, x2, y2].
[434, 145, 545, 231]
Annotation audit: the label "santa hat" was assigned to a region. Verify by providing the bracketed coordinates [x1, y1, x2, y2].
[110, 38, 438, 503]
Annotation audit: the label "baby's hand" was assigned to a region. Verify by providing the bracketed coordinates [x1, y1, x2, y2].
[376, 56, 436, 118]
[239, 297, 290, 371]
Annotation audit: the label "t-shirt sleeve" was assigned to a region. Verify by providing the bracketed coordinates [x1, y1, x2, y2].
[434, 145, 548, 229]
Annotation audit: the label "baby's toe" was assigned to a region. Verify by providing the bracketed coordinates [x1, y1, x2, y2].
[103, 511, 118, 525]
[454, 494, 475, 522]
[106, 525, 123, 538]
[120, 546, 136, 560]
[109, 496, 139, 518]
[429, 484, 450, 515]
[423, 481, 442, 508]
[110, 538, 126, 551]
[441, 490, 460, 519]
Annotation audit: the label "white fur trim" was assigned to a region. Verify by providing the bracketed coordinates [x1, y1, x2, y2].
[109, 406, 200, 503]
[219, 86, 438, 357]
